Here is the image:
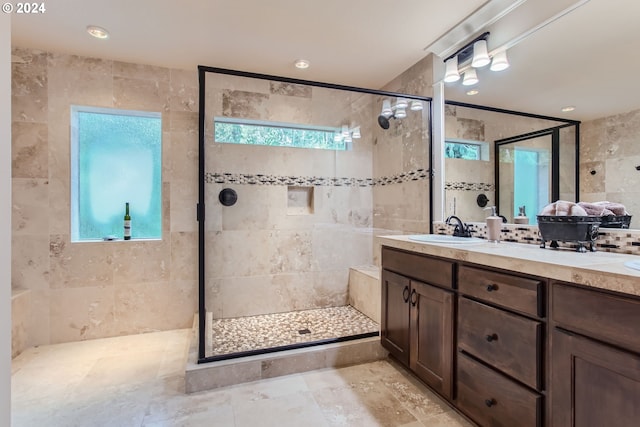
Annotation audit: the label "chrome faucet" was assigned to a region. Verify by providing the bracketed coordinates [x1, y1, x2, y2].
[445, 215, 472, 237]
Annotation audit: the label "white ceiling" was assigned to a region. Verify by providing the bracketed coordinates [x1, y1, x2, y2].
[11, 0, 640, 121]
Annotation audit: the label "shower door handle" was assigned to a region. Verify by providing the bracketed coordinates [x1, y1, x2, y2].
[402, 286, 410, 303]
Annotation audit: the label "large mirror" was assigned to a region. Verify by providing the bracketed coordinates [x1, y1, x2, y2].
[443, 0, 640, 229]
[443, 102, 577, 224]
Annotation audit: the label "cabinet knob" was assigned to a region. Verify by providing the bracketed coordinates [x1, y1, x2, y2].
[402, 286, 410, 303]
[485, 398, 497, 407]
[486, 284, 497, 292]
[486, 333, 498, 342]
[410, 289, 417, 307]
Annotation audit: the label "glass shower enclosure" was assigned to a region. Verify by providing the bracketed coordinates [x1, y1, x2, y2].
[197, 67, 432, 363]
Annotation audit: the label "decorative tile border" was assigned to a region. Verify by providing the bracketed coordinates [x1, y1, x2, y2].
[445, 182, 494, 191]
[205, 169, 430, 187]
[434, 221, 640, 255]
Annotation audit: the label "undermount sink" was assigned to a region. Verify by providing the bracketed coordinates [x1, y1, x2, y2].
[408, 234, 484, 244]
[624, 260, 640, 271]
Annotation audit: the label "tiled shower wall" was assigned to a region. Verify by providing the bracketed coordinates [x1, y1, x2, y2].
[581, 108, 640, 229]
[11, 47, 198, 346]
[372, 56, 435, 259]
[202, 73, 377, 319]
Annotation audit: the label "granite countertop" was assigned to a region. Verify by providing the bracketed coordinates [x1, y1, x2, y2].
[378, 235, 640, 298]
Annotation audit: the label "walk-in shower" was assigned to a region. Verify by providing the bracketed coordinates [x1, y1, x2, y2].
[197, 66, 432, 363]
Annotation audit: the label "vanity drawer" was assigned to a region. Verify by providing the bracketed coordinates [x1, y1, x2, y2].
[552, 282, 640, 354]
[457, 352, 542, 427]
[382, 247, 454, 289]
[458, 265, 543, 317]
[458, 297, 542, 389]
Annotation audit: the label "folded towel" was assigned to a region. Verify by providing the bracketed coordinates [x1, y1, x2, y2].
[540, 200, 588, 216]
[578, 201, 628, 216]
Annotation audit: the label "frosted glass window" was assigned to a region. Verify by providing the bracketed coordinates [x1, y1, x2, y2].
[71, 106, 162, 242]
[214, 117, 347, 150]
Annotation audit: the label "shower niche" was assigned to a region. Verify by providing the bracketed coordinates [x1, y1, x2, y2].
[287, 186, 314, 215]
[197, 66, 432, 364]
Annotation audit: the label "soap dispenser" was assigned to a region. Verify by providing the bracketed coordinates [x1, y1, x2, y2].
[484, 206, 502, 243]
[514, 205, 529, 225]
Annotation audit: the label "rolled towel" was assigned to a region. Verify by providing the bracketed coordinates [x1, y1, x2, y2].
[540, 200, 588, 216]
[604, 202, 627, 216]
[578, 202, 607, 216]
[583, 201, 628, 216]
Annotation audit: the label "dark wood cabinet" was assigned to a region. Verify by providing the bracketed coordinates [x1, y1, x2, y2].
[550, 282, 640, 426]
[381, 248, 454, 399]
[381, 269, 411, 365]
[381, 244, 640, 427]
[551, 328, 640, 426]
[410, 280, 454, 398]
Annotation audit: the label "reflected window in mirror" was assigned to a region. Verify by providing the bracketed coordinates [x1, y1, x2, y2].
[445, 138, 489, 161]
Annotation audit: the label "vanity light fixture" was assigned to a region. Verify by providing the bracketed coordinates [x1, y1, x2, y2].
[471, 39, 490, 68]
[294, 59, 310, 69]
[490, 50, 510, 71]
[462, 69, 479, 86]
[444, 56, 461, 83]
[86, 25, 109, 39]
[443, 32, 510, 86]
[381, 100, 393, 118]
[378, 97, 423, 128]
[410, 100, 423, 111]
[335, 125, 361, 144]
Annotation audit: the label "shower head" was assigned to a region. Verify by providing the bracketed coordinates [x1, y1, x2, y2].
[378, 114, 391, 130]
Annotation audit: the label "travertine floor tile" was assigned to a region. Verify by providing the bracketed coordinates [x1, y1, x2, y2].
[11, 329, 473, 427]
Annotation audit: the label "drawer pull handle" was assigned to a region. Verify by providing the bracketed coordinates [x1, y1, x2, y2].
[402, 286, 410, 303]
[486, 284, 497, 292]
[485, 398, 497, 407]
[410, 289, 418, 306]
[485, 333, 498, 342]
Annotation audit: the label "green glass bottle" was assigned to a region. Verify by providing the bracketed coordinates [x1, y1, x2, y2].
[124, 202, 131, 240]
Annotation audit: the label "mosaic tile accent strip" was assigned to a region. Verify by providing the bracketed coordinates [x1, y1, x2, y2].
[445, 182, 494, 191]
[205, 169, 430, 187]
[209, 305, 379, 357]
[434, 222, 640, 255]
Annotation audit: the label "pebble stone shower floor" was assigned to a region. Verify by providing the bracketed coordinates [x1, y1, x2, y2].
[209, 305, 379, 357]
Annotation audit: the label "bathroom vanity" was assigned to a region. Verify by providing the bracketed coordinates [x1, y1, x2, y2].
[379, 236, 640, 427]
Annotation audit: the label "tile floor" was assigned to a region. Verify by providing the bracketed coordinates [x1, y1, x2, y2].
[209, 305, 379, 356]
[11, 329, 474, 427]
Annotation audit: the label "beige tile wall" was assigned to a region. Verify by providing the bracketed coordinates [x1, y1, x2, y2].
[202, 72, 376, 319]
[11, 47, 198, 347]
[581, 108, 640, 228]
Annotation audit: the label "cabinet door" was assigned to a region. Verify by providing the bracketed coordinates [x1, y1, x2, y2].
[381, 269, 410, 366]
[551, 328, 640, 426]
[410, 280, 454, 399]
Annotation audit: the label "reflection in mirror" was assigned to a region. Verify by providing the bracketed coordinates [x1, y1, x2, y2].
[497, 129, 557, 225]
[444, 102, 578, 223]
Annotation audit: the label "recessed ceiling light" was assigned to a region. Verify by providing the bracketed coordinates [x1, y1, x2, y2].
[466, 90, 479, 96]
[86, 25, 109, 40]
[294, 59, 310, 69]
[561, 105, 576, 112]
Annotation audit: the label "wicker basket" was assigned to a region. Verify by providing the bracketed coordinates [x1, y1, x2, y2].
[537, 215, 602, 252]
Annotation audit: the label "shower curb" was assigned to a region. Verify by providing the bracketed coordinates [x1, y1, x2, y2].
[184, 327, 387, 393]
